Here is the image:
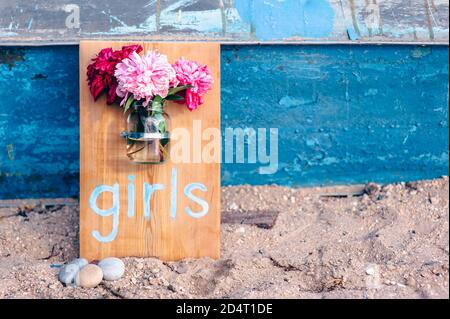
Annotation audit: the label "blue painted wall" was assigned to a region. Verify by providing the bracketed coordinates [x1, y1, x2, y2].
[0, 45, 448, 199]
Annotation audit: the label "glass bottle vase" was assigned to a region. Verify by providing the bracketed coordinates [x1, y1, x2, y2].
[124, 100, 170, 164]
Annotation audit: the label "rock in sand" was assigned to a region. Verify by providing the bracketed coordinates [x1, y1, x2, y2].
[58, 258, 89, 285]
[98, 257, 125, 281]
[75, 264, 103, 288]
[59, 264, 80, 285]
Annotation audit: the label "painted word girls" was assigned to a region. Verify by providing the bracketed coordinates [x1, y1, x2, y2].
[89, 167, 208, 243]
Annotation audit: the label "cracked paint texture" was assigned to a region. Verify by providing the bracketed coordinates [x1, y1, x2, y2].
[0, 0, 448, 44]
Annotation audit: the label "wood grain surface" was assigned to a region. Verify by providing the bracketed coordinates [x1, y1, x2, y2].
[79, 41, 220, 261]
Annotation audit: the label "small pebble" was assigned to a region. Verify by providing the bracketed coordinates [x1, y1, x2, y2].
[58, 258, 89, 286]
[69, 258, 88, 269]
[98, 257, 125, 281]
[59, 263, 81, 286]
[75, 264, 103, 288]
[167, 284, 177, 292]
[406, 277, 417, 287]
[365, 265, 377, 276]
[151, 268, 160, 274]
[175, 264, 188, 275]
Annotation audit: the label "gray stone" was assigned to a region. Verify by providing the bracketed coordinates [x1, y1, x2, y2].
[58, 264, 80, 285]
[69, 258, 88, 269]
[98, 257, 125, 281]
[58, 258, 89, 286]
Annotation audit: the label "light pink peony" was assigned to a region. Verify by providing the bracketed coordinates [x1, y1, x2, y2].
[115, 51, 178, 107]
[173, 58, 213, 111]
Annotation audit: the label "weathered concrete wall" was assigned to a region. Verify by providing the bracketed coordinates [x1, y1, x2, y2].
[0, 0, 448, 44]
[0, 45, 448, 199]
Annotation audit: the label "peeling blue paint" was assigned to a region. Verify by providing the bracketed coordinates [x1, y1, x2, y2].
[235, 0, 335, 40]
[0, 44, 449, 199]
[347, 27, 359, 41]
[0, 0, 449, 44]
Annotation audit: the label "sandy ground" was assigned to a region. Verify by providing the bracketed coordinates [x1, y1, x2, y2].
[0, 177, 448, 299]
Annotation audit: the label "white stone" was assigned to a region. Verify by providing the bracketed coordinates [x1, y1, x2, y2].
[98, 257, 125, 281]
[365, 265, 377, 276]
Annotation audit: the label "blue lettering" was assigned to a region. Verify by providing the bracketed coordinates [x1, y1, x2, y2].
[89, 184, 120, 243]
[184, 183, 209, 219]
[87, 168, 212, 244]
[170, 168, 178, 219]
[128, 175, 135, 218]
[143, 182, 165, 220]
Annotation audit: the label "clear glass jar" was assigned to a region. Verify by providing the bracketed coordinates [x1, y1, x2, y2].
[124, 100, 171, 164]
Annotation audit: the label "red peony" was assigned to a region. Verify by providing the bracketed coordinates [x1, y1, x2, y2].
[87, 45, 143, 105]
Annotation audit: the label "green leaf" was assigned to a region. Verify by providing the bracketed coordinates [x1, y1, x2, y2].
[153, 95, 163, 104]
[153, 113, 166, 133]
[158, 121, 166, 133]
[168, 85, 193, 96]
[123, 95, 134, 114]
[151, 100, 164, 114]
[165, 95, 184, 101]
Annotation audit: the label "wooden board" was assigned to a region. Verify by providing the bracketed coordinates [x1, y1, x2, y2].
[79, 41, 220, 261]
[1, 0, 448, 45]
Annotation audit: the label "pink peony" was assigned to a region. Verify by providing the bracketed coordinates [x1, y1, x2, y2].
[173, 58, 213, 111]
[114, 50, 178, 107]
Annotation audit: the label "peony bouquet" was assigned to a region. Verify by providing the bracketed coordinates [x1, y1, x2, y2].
[87, 45, 213, 164]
